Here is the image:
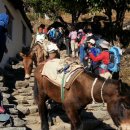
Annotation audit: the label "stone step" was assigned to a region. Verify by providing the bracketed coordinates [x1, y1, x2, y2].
[15, 81, 29, 89]
[2, 93, 11, 99]
[24, 115, 40, 125]
[13, 118, 26, 127]
[9, 108, 18, 115]
[0, 76, 4, 82]
[17, 105, 30, 115]
[0, 87, 9, 92]
[16, 99, 34, 106]
[0, 82, 4, 87]
[0, 127, 26, 130]
[50, 123, 70, 130]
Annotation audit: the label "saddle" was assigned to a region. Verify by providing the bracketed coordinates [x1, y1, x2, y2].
[41, 59, 84, 89]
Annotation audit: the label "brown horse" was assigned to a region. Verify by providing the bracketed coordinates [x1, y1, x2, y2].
[34, 63, 130, 130]
[20, 43, 46, 79]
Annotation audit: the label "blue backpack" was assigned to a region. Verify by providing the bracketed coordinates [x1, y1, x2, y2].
[49, 29, 56, 39]
[108, 46, 121, 73]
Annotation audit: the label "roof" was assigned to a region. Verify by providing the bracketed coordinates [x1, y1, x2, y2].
[7, 0, 33, 33]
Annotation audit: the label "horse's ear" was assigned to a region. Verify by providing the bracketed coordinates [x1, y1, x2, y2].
[119, 79, 130, 95]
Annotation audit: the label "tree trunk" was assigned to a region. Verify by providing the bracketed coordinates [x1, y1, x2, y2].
[115, 0, 127, 31]
[72, 11, 80, 26]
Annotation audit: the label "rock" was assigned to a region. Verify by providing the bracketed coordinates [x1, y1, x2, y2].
[12, 91, 19, 96]
[17, 100, 29, 105]
[0, 82, 3, 87]
[50, 123, 70, 130]
[25, 115, 39, 125]
[29, 82, 34, 87]
[2, 93, 11, 98]
[15, 81, 29, 89]
[29, 77, 34, 82]
[9, 108, 18, 115]
[29, 106, 38, 114]
[0, 127, 26, 130]
[20, 93, 32, 96]
[2, 98, 9, 105]
[13, 118, 26, 127]
[0, 87, 8, 92]
[23, 96, 33, 100]
[17, 105, 30, 115]
[30, 73, 34, 77]
[0, 76, 4, 81]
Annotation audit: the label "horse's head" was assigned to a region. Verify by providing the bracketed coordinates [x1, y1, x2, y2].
[20, 52, 34, 79]
[20, 44, 45, 79]
[108, 80, 130, 130]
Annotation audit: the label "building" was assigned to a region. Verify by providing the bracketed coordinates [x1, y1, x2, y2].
[0, 0, 32, 67]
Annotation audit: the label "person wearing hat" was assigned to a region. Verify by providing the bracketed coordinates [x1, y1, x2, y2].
[88, 41, 112, 79]
[47, 42, 60, 60]
[85, 39, 101, 73]
[0, 13, 9, 62]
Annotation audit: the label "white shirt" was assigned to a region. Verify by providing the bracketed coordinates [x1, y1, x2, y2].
[35, 33, 46, 43]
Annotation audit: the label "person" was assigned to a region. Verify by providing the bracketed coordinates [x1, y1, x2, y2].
[69, 27, 78, 57]
[77, 29, 86, 64]
[35, 26, 46, 44]
[47, 41, 60, 60]
[85, 39, 101, 73]
[88, 41, 112, 79]
[0, 13, 9, 62]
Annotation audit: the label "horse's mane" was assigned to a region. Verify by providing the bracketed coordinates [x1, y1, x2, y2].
[28, 43, 43, 56]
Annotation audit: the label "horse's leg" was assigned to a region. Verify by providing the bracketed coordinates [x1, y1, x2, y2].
[38, 94, 49, 130]
[64, 102, 83, 130]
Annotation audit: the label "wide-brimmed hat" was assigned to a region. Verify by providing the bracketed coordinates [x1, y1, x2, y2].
[87, 39, 95, 45]
[99, 40, 110, 49]
[47, 42, 59, 53]
[78, 29, 83, 32]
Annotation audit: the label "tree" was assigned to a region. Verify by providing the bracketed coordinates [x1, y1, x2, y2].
[91, 0, 130, 30]
[23, 0, 62, 19]
[58, 0, 91, 25]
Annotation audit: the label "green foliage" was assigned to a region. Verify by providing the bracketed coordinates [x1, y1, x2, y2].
[24, 0, 62, 20]
[24, 0, 130, 25]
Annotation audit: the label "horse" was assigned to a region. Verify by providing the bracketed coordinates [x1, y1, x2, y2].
[34, 63, 130, 130]
[20, 43, 47, 79]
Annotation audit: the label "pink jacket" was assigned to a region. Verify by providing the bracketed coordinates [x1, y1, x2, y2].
[69, 31, 77, 40]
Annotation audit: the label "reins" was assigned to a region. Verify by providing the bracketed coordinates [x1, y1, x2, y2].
[91, 77, 107, 105]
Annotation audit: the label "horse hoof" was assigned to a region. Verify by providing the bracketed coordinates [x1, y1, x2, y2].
[25, 74, 30, 79]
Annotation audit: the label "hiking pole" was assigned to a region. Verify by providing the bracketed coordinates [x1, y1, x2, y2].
[58, 61, 78, 73]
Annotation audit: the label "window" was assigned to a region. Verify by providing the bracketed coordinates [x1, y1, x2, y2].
[6, 6, 13, 39]
[22, 23, 26, 45]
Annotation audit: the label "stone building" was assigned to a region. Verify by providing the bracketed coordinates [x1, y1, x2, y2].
[0, 0, 32, 67]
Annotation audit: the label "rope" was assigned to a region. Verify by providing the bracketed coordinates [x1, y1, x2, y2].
[91, 78, 98, 104]
[101, 79, 107, 106]
[61, 73, 66, 102]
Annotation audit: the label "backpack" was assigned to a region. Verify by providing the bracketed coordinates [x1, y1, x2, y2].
[49, 29, 56, 39]
[108, 46, 121, 73]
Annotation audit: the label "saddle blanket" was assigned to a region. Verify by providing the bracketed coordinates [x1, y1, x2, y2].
[41, 58, 82, 86]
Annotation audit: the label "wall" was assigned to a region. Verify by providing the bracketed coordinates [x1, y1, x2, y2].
[0, 0, 32, 67]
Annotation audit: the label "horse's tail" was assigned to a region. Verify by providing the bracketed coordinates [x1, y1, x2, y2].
[34, 78, 39, 104]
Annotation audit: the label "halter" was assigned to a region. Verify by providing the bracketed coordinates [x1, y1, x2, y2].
[91, 77, 107, 105]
